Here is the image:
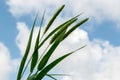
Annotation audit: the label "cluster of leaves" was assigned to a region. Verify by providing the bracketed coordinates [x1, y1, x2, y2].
[16, 4, 88, 80]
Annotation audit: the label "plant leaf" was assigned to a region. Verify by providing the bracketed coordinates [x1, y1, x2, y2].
[37, 29, 66, 71]
[17, 15, 38, 80]
[50, 18, 77, 44]
[36, 53, 71, 80]
[48, 74, 70, 76]
[30, 10, 45, 73]
[35, 45, 86, 80]
[63, 18, 89, 41]
[30, 31, 39, 73]
[38, 14, 80, 48]
[46, 74, 57, 80]
[43, 4, 65, 34]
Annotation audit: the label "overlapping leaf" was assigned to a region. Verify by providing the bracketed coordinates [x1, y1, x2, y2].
[17, 15, 38, 80]
[50, 18, 77, 44]
[30, 10, 45, 73]
[63, 18, 89, 41]
[35, 46, 86, 80]
[38, 14, 80, 48]
[37, 28, 67, 71]
[16, 4, 89, 80]
[43, 5, 65, 34]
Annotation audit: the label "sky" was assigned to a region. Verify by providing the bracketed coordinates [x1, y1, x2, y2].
[0, 0, 120, 80]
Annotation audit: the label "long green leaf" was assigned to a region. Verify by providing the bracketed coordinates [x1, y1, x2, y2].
[50, 18, 78, 44]
[63, 18, 89, 41]
[36, 53, 71, 80]
[46, 74, 57, 80]
[37, 29, 66, 71]
[48, 74, 70, 76]
[17, 15, 38, 80]
[38, 14, 80, 48]
[43, 5, 65, 34]
[35, 45, 86, 80]
[30, 30, 39, 73]
[30, 10, 45, 73]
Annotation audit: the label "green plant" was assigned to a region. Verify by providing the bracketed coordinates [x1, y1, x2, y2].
[17, 4, 88, 80]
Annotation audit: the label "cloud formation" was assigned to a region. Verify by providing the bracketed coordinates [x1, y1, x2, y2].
[7, 0, 120, 28]
[0, 43, 11, 80]
[0, 43, 17, 80]
[5, 0, 120, 80]
[16, 22, 29, 55]
[60, 39, 120, 80]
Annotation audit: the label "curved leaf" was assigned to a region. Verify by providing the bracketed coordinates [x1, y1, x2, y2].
[63, 18, 89, 41]
[30, 10, 45, 73]
[38, 14, 80, 48]
[46, 74, 57, 80]
[35, 45, 86, 80]
[43, 4, 65, 34]
[37, 29, 66, 71]
[50, 18, 78, 44]
[17, 15, 38, 80]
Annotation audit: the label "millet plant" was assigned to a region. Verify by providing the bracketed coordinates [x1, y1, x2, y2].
[17, 4, 89, 80]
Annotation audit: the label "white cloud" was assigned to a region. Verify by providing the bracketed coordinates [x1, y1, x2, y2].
[6, 0, 63, 17]
[7, 0, 120, 29]
[16, 22, 44, 56]
[16, 22, 29, 55]
[6, 0, 120, 79]
[0, 43, 11, 80]
[15, 22, 120, 80]
[0, 43, 19, 80]
[59, 39, 120, 80]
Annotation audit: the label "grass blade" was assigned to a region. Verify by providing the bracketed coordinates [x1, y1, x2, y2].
[35, 45, 86, 80]
[30, 30, 39, 73]
[17, 15, 38, 80]
[38, 14, 80, 48]
[37, 29, 66, 71]
[63, 18, 89, 41]
[48, 74, 70, 76]
[43, 4, 65, 34]
[40, 10, 45, 30]
[50, 18, 78, 44]
[36, 53, 71, 80]
[46, 74, 57, 80]
[30, 10, 45, 73]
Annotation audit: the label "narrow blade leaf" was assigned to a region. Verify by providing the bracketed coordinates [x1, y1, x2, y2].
[50, 18, 78, 44]
[30, 11, 45, 73]
[48, 74, 70, 76]
[46, 74, 57, 80]
[43, 5, 65, 34]
[35, 45, 86, 80]
[63, 18, 89, 41]
[38, 14, 80, 48]
[30, 31, 39, 73]
[17, 15, 37, 80]
[37, 29, 66, 71]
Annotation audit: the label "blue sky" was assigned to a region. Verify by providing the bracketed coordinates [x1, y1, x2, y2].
[0, 0, 120, 80]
